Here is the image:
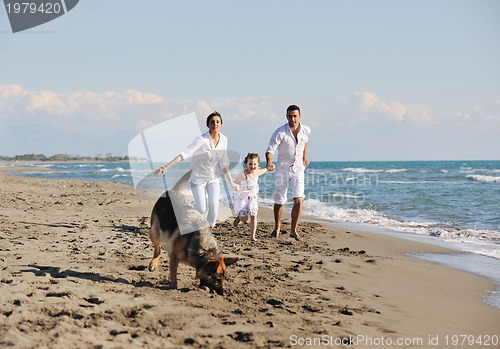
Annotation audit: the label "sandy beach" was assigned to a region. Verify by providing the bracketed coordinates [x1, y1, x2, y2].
[1, 171, 499, 348]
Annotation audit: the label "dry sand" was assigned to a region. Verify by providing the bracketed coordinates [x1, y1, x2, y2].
[1, 172, 499, 348]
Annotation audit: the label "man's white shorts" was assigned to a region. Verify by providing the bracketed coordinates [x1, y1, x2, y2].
[273, 169, 305, 205]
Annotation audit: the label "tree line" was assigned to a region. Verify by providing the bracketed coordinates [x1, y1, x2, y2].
[0, 153, 129, 162]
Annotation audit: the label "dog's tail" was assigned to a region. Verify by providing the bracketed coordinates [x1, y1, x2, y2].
[173, 170, 192, 191]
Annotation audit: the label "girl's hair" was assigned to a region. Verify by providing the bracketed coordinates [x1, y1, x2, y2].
[244, 152, 260, 164]
[206, 111, 222, 127]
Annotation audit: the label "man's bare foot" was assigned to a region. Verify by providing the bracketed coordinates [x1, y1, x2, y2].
[290, 232, 302, 241]
[271, 230, 280, 238]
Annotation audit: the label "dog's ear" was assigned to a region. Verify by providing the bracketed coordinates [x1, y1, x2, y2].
[205, 260, 220, 273]
[223, 257, 239, 267]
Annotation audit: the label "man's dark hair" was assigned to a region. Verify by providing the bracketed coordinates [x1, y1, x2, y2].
[286, 105, 301, 115]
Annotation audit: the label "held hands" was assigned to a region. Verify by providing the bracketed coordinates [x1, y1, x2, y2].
[154, 167, 166, 176]
[231, 182, 241, 192]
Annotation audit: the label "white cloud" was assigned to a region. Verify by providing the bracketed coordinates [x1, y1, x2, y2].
[344, 91, 500, 125]
[0, 84, 164, 121]
[27, 90, 67, 115]
[357, 91, 379, 109]
[3, 85, 498, 131]
[348, 92, 407, 122]
[0, 84, 23, 98]
[0, 85, 288, 156]
[0, 85, 291, 127]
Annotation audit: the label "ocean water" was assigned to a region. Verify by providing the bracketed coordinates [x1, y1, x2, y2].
[3, 160, 500, 306]
[297, 161, 500, 260]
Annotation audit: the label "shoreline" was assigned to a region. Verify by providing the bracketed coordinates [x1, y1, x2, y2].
[1, 173, 499, 348]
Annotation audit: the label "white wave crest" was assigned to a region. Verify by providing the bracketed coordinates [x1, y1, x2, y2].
[342, 167, 407, 174]
[385, 169, 408, 173]
[467, 175, 500, 183]
[342, 167, 384, 173]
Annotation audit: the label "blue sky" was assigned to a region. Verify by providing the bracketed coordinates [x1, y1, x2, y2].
[1, 0, 499, 160]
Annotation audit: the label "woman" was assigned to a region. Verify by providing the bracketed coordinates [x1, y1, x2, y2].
[155, 111, 239, 227]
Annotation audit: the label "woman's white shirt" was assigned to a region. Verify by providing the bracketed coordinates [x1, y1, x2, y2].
[179, 131, 230, 185]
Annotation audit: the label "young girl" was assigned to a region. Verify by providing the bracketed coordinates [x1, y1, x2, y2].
[231, 153, 268, 241]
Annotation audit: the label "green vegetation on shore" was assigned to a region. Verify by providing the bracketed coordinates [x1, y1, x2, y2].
[0, 153, 129, 162]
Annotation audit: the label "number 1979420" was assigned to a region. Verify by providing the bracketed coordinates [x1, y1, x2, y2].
[6, 2, 62, 14]
[444, 335, 498, 346]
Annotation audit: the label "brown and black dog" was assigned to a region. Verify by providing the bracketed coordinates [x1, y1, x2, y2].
[148, 172, 238, 295]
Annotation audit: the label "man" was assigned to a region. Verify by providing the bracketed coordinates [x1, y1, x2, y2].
[266, 105, 311, 241]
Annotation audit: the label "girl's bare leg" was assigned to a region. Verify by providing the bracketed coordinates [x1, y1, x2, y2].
[233, 215, 240, 227]
[250, 215, 257, 241]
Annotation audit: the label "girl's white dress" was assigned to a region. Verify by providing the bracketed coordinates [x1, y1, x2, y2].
[227, 173, 259, 217]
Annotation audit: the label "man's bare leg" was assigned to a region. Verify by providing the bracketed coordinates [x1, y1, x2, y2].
[290, 197, 303, 241]
[272, 203, 284, 238]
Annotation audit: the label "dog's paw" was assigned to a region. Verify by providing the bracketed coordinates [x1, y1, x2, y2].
[199, 285, 210, 292]
[148, 260, 158, 272]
